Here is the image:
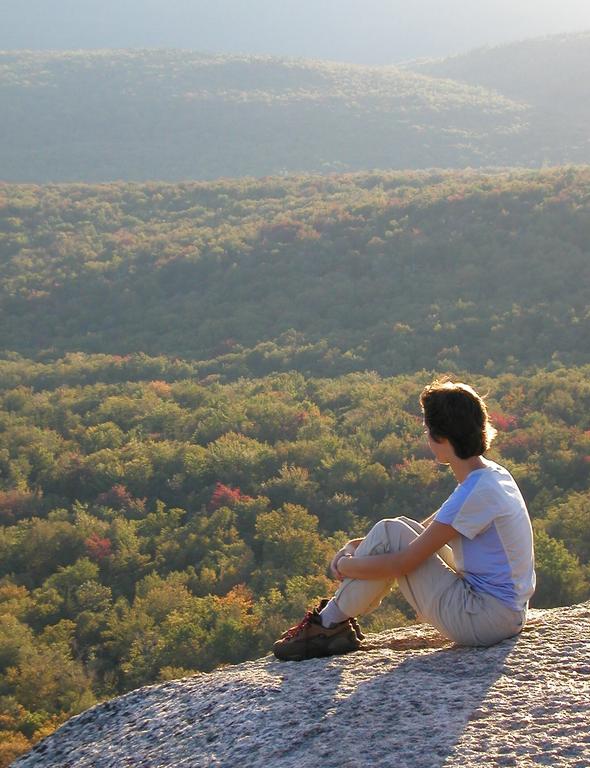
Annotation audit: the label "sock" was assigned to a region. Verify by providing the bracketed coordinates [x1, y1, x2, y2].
[319, 598, 350, 628]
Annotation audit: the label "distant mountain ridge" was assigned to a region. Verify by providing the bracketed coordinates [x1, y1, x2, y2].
[406, 31, 590, 166]
[1, 33, 589, 182]
[406, 31, 590, 114]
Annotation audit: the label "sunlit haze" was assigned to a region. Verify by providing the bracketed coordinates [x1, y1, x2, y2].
[2, 0, 590, 61]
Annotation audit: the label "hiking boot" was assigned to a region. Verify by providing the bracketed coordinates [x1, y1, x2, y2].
[316, 597, 366, 641]
[279, 598, 365, 641]
[273, 606, 361, 661]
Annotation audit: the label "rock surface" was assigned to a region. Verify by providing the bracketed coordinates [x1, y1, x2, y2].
[13, 602, 590, 768]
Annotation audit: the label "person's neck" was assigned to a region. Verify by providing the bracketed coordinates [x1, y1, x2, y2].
[450, 455, 487, 484]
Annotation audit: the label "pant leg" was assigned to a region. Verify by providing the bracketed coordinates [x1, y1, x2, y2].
[381, 518, 526, 645]
[333, 516, 460, 634]
[437, 579, 527, 646]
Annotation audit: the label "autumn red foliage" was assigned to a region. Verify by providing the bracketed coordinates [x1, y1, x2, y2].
[95, 484, 146, 515]
[0, 490, 42, 525]
[489, 412, 519, 432]
[85, 532, 112, 561]
[208, 482, 252, 511]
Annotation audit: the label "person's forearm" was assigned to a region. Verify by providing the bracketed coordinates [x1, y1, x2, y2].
[421, 513, 435, 527]
[337, 551, 403, 580]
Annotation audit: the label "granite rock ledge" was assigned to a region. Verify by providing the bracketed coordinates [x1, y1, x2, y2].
[13, 602, 590, 768]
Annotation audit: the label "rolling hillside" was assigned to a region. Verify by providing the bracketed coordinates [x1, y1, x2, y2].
[408, 32, 590, 165]
[2, 33, 590, 766]
[1, 167, 589, 376]
[408, 31, 590, 118]
[0, 41, 585, 182]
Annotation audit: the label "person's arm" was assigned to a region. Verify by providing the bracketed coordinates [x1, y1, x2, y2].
[336, 521, 456, 580]
[330, 538, 363, 580]
[421, 512, 436, 527]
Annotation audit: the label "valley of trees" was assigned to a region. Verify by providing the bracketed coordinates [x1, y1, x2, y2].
[2, 35, 589, 183]
[0, 165, 589, 764]
[0, 358, 589, 764]
[1, 168, 589, 373]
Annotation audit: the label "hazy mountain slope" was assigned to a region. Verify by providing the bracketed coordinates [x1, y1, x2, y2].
[1, 168, 589, 376]
[408, 32, 590, 163]
[408, 32, 590, 113]
[0, 49, 539, 182]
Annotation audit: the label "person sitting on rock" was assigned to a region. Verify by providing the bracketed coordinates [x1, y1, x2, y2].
[273, 379, 536, 661]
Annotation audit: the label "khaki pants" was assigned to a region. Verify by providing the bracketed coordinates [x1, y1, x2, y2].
[333, 516, 526, 647]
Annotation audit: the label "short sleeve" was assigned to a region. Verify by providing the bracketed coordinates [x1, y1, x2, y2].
[434, 482, 472, 527]
[451, 487, 498, 539]
[434, 472, 497, 540]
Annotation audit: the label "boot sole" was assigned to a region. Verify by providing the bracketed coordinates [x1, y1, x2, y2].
[274, 635, 361, 662]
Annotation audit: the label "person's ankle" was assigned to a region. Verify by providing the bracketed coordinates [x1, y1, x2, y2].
[319, 598, 349, 628]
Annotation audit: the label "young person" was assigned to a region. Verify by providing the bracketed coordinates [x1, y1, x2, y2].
[273, 380, 535, 661]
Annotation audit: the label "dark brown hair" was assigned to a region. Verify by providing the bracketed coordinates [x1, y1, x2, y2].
[420, 380, 497, 460]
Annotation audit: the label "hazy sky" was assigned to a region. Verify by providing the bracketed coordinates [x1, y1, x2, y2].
[2, 0, 590, 63]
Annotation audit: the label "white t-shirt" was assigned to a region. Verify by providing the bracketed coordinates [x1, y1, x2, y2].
[434, 459, 536, 612]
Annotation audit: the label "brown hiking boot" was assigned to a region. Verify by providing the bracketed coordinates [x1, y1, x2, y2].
[273, 606, 361, 661]
[279, 598, 365, 641]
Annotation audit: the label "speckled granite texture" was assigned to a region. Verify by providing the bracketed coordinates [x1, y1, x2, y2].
[13, 602, 590, 768]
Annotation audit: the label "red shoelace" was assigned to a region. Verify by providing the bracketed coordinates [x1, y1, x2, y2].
[283, 610, 314, 640]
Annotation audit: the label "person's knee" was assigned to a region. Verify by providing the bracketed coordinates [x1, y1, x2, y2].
[369, 517, 400, 538]
[369, 517, 412, 550]
[395, 515, 417, 527]
[358, 518, 393, 555]
[375, 516, 413, 532]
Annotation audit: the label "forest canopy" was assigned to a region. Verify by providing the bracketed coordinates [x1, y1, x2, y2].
[0, 358, 589, 764]
[0, 167, 589, 374]
[1, 163, 589, 763]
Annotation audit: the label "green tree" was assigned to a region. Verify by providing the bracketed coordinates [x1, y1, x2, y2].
[532, 524, 589, 607]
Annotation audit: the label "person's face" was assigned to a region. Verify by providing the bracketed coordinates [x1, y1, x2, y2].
[424, 423, 453, 465]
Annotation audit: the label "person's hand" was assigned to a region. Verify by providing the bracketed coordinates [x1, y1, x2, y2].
[330, 542, 357, 581]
